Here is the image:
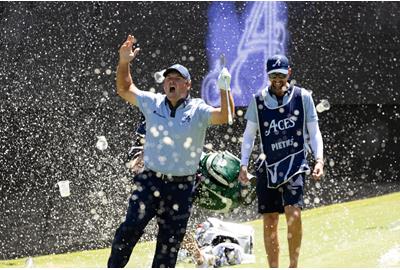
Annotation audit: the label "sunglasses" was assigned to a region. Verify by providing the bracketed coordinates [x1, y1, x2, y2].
[268, 73, 288, 80]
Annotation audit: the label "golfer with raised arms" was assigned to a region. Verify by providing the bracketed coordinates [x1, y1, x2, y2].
[107, 35, 234, 268]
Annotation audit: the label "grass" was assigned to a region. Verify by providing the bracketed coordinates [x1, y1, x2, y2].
[1, 192, 400, 268]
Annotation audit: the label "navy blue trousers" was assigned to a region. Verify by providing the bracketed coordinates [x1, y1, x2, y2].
[107, 170, 195, 268]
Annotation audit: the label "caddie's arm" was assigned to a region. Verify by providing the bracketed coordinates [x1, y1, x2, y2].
[307, 121, 324, 180]
[116, 35, 141, 106]
[238, 120, 258, 184]
[210, 68, 235, 125]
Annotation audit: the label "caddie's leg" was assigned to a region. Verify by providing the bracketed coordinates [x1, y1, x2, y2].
[282, 173, 305, 268]
[256, 166, 284, 268]
[284, 205, 302, 268]
[152, 179, 195, 268]
[263, 212, 280, 268]
[108, 171, 158, 268]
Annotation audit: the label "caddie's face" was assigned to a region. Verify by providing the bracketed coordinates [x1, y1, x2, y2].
[163, 71, 191, 101]
[268, 68, 292, 92]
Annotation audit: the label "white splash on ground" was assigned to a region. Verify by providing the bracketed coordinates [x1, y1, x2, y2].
[378, 245, 400, 267]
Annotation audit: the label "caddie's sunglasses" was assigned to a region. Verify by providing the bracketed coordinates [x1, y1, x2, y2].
[268, 73, 287, 80]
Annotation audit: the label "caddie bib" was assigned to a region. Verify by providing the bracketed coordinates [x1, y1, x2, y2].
[255, 86, 310, 188]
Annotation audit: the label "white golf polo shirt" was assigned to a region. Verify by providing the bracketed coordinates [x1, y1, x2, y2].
[135, 90, 213, 176]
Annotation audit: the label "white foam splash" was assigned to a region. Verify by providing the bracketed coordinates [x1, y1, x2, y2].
[154, 69, 166, 83]
[316, 99, 331, 113]
[96, 136, 108, 151]
[389, 220, 400, 231]
[378, 245, 400, 267]
[25, 257, 34, 268]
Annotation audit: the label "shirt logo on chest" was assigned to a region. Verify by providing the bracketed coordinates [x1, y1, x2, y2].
[181, 114, 192, 124]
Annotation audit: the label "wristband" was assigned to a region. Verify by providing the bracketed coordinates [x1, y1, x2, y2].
[316, 158, 324, 166]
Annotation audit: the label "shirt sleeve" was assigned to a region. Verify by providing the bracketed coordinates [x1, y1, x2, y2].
[135, 90, 159, 118]
[244, 96, 258, 123]
[197, 100, 213, 126]
[302, 90, 319, 123]
[240, 120, 258, 166]
[306, 121, 324, 160]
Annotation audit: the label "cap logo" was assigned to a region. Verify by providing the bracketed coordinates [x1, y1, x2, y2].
[272, 58, 282, 67]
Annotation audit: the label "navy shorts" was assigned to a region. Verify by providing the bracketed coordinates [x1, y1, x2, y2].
[256, 171, 305, 214]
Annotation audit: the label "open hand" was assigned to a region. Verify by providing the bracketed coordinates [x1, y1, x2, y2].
[119, 35, 140, 64]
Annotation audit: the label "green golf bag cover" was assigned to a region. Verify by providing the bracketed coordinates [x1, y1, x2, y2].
[197, 151, 256, 213]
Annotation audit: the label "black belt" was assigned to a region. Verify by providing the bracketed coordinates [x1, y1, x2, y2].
[147, 169, 195, 182]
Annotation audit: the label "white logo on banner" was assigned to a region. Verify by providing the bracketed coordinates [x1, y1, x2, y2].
[201, 2, 288, 107]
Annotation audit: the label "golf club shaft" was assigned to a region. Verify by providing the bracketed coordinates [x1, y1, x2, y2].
[224, 79, 233, 125]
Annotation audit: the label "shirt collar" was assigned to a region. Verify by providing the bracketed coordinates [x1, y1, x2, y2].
[165, 95, 191, 118]
[165, 94, 190, 110]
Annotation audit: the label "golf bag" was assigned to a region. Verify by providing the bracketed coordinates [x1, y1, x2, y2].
[196, 151, 256, 213]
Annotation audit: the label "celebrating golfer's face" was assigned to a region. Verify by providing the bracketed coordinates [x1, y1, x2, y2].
[163, 71, 191, 103]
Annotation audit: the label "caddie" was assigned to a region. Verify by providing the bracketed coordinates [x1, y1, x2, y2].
[108, 34, 235, 268]
[238, 54, 324, 268]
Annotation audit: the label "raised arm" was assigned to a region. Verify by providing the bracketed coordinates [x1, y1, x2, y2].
[210, 68, 235, 125]
[116, 35, 141, 106]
